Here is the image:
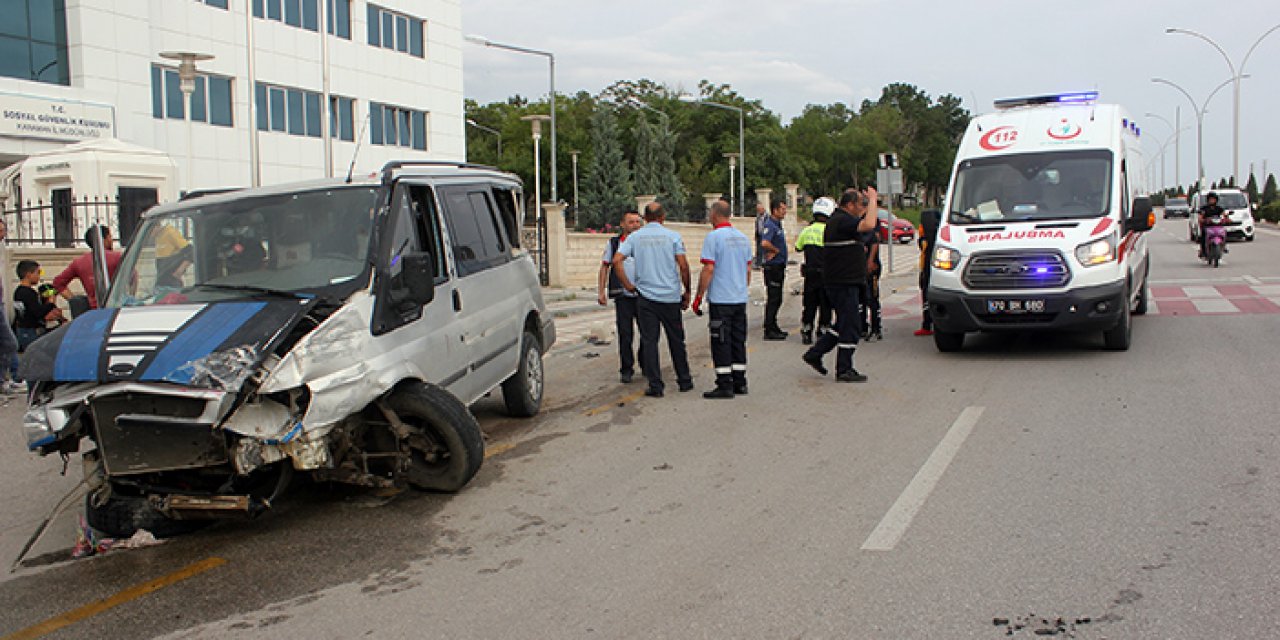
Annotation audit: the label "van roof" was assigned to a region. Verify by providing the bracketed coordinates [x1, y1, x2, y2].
[146, 162, 522, 218]
[959, 102, 1136, 159]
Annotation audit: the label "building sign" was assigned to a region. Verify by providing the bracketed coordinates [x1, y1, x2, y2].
[1, 92, 115, 142]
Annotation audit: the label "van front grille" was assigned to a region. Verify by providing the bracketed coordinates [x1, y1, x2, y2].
[963, 251, 1071, 290]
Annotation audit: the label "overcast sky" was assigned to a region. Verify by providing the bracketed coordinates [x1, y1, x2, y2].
[461, 0, 1280, 190]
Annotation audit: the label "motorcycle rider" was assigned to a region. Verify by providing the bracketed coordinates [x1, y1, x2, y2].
[1197, 192, 1226, 260]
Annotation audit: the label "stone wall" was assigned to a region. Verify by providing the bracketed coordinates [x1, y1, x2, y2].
[561, 218, 757, 289]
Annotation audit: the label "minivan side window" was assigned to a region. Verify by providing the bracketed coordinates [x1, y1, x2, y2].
[491, 187, 522, 251]
[407, 185, 449, 283]
[439, 185, 511, 276]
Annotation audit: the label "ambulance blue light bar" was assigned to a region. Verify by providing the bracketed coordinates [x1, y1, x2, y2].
[994, 91, 1100, 110]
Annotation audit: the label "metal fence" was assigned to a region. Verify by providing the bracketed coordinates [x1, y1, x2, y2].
[2, 196, 130, 248]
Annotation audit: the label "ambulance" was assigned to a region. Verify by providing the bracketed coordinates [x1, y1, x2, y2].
[927, 92, 1155, 352]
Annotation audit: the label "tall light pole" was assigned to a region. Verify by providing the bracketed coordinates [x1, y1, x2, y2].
[244, 0, 261, 187]
[159, 51, 214, 193]
[1145, 111, 1180, 190]
[1166, 24, 1280, 185]
[466, 119, 502, 160]
[1152, 76, 1241, 190]
[520, 114, 551, 225]
[569, 150, 580, 226]
[466, 35, 556, 202]
[680, 96, 744, 216]
[723, 153, 739, 214]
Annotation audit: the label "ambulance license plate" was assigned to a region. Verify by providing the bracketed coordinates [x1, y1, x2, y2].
[986, 299, 1046, 314]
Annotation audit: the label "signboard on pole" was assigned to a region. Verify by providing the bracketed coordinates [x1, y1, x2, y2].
[876, 168, 903, 195]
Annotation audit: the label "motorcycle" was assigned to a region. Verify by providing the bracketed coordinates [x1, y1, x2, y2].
[1203, 215, 1228, 268]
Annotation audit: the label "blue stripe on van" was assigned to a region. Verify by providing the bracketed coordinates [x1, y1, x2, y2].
[141, 302, 266, 384]
[53, 310, 115, 381]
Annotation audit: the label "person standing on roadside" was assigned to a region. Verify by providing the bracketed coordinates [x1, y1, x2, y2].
[914, 209, 942, 336]
[692, 200, 753, 399]
[859, 210, 883, 342]
[0, 220, 19, 394]
[52, 225, 122, 311]
[597, 210, 646, 383]
[613, 202, 694, 397]
[795, 197, 834, 345]
[759, 198, 789, 340]
[753, 202, 768, 268]
[802, 186, 879, 382]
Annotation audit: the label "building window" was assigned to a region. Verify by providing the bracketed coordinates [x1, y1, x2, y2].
[369, 102, 427, 151]
[253, 0, 348, 37]
[150, 65, 235, 127]
[194, 0, 229, 8]
[366, 4, 424, 58]
[256, 82, 350, 140]
[0, 0, 70, 85]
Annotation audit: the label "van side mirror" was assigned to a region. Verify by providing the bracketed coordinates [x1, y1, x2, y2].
[394, 252, 435, 307]
[1128, 197, 1154, 232]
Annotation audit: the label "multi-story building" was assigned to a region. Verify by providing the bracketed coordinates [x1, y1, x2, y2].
[1, 0, 465, 201]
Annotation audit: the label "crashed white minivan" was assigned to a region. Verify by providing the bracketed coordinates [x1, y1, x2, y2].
[21, 162, 555, 536]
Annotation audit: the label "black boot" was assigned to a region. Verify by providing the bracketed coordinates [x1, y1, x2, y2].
[703, 386, 735, 399]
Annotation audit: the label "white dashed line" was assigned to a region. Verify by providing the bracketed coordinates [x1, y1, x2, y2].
[862, 406, 985, 552]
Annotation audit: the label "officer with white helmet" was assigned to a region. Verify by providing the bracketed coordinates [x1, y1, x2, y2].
[795, 196, 835, 345]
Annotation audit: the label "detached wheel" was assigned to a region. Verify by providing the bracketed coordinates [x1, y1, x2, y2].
[85, 492, 208, 538]
[501, 331, 544, 417]
[385, 381, 484, 492]
[933, 330, 965, 353]
[1103, 291, 1132, 351]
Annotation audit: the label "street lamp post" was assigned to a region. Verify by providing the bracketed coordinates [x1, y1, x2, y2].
[723, 153, 739, 214]
[680, 96, 744, 216]
[1151, 76, 1241, 190]
[160, 51, 215, 193]
[520, 114, 551, 224]
[466, 35, 556, 202]
[570, 150, 580, 226]
[1166, 24, 1280, 185]
[466, 119, 502, 160]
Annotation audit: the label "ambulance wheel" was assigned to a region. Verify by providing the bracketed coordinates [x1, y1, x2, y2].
[933, 330, 965, 353]
[386, 381, 484, 493]
[1102, 294, 1132, 351]
[1133, 269, 1150, 316]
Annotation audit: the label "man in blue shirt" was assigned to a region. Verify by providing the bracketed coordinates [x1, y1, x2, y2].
[758, 198, 789, 340]
[613, 202, 693, 397]
[692, 200, 753, 399]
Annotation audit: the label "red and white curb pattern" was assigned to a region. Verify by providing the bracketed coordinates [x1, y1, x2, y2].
[879, 284, 1280, 320]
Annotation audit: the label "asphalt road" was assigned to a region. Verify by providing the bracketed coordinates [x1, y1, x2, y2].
[2, 220, 1279, 639]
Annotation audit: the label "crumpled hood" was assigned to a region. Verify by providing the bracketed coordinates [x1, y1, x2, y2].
[21, 300, 318, 390]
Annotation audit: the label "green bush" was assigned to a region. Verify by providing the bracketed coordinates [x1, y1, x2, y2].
[1258, 202, 1280, 223]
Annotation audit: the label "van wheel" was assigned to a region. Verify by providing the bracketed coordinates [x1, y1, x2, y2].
[1133, 269, 1150, 316]
[933, 331, 965, 353]
[386, 381, 483, 492]
[502, 331, 544, 417]
[85, 492, 209, 539]
[1246, 234, 1255, 242]
[1103, 293, 1132, 351]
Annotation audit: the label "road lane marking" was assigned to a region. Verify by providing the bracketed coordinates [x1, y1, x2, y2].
[3, 557, 228, 640]
[861, 406, 985, 552]
[1192, 298, 1239, 314]
[1183, 285, 1223, 298]
[1243, 275, 1263, 285]
[484, 442, 516, 459]
[583, 390, 646, 417]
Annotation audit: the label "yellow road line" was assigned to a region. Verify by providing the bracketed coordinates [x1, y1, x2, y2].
[583, 390, 645, 417]
[4, 556, 228, 640]
[484, 442, 516, 459]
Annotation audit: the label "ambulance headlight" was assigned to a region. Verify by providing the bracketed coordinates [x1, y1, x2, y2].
[1075, 232, 1117, 267]
[932, 246, 961, 271]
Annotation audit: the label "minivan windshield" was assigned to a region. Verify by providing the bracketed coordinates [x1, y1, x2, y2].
[948, 150, 1113, 224]
[105, 186, 380, 308]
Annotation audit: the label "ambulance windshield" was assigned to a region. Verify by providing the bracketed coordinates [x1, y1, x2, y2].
[948, 150, 1113, 224]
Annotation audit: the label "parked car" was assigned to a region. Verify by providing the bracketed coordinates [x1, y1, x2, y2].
[21, 161, 555, 537]
[1163, 197, 1190, 218]
[1188, 188, 1255, 242]
[876, 209, 917, 243]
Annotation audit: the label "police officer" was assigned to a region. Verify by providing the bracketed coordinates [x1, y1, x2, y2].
[914, 209, 942, 336]
[802, 186, 879, 382]
[597, 209, 646, 382]
[759, 198, 789, 340]
[795, 197, 834, 345]
[860, 210, 883, 342]
[692, 200, 753, 399]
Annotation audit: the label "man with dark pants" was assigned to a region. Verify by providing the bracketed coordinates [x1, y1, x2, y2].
[795, 197, 834, 345]
[613, 202, 694, 397]
[860, 215, 883, 341]
[915, 209, 942, 336]
[692, 200, 753, 399]
[759, 198, 789, 340]
[803, 187, 879, 382]
[597, 210, 646, 382]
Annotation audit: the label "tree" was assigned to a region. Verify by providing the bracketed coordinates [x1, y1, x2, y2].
[1263, 173, 1278, 205]
[1246, 172, 1260, 204]
[632, 114, 661, 196]
[579, 105, 633, 230]
[652, 117, 686, 219]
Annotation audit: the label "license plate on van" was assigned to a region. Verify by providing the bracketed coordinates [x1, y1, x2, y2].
[987, 299, 1046, 314]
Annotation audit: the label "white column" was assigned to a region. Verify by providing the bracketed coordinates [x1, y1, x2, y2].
[635, 194, 658, 212]
[543, 202, 568, 287]
[784, 183, 801, 240]
[702, 193, 723, 214]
